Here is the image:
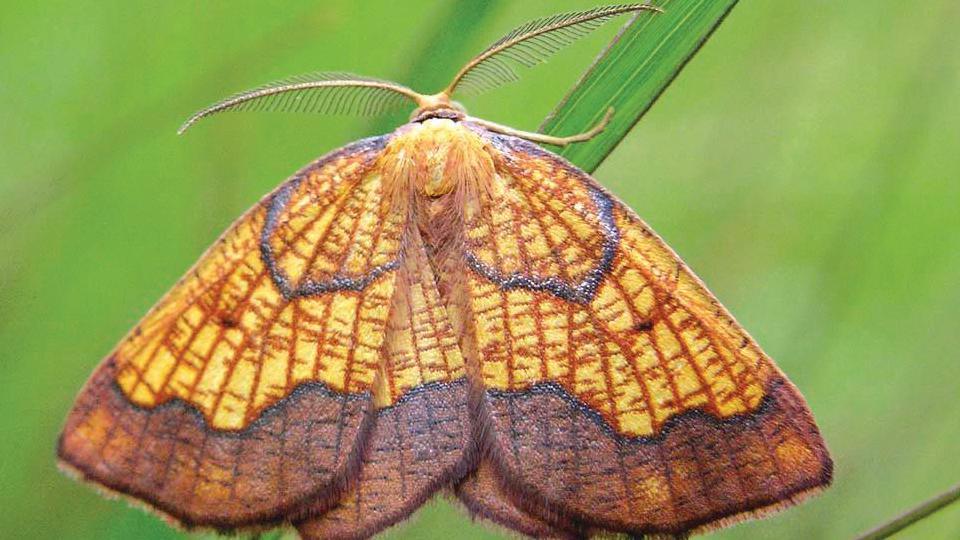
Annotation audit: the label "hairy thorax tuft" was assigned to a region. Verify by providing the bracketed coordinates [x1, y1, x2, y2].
[380, 118, 495, 199]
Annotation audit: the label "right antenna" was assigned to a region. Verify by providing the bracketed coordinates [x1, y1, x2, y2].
[443, 3, 662, 97]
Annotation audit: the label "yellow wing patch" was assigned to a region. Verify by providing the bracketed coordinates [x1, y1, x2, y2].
[464, 159, 607, 285]
[265, 155, 405, 290]
[464, 142, 772, 437]
[373, 228, 467, 407]
[113, 144, 406, 430]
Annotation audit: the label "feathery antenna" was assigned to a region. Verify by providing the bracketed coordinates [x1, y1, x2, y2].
[443, 3, 661, 96]
[178, 72, 425, 134]
[179, 5, 662, 137]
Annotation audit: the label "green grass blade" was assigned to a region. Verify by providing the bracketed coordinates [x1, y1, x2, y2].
[540, 0, 740, 173]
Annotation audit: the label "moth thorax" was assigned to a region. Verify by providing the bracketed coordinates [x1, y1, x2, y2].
[383, 119, 492, 199]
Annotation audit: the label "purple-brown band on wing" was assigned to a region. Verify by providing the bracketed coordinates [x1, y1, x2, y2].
[481, 377, 832, 536]
[296, 380, 473, 540]
[57, 358, 371, 530]
[456, 459, 582, 540]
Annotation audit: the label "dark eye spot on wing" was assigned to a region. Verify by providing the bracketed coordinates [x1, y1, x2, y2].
[633, 320, 654, 332]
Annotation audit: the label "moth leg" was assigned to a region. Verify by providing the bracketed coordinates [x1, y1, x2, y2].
[467, 107, 613, 147]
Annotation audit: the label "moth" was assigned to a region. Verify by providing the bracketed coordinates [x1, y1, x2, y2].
[59, 4, 832, 539]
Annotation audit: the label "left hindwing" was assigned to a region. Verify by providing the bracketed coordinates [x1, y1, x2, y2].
[460, 134, 832, 535]
[295, 227, 472, 539]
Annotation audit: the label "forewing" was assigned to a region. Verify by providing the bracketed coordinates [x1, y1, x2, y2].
[58, 137, 408, 529]
[296, 229, 472, 539]
[461, 133, 832, 535]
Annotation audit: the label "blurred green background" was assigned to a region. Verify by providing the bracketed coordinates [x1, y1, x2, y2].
[2, 1, 958, 539]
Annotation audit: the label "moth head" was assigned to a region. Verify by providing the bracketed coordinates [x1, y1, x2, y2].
[409, 93, 466, 123]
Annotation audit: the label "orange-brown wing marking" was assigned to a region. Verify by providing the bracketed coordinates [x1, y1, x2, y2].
[58, 136, 414, 529]
[262, 141, 406, 301]
[455, 460, 581, 540]
[462, 134, 832, 535]
[296, 230, 472, 540]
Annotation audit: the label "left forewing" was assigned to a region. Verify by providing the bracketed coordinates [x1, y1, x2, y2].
[58, 137, 412, 530]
